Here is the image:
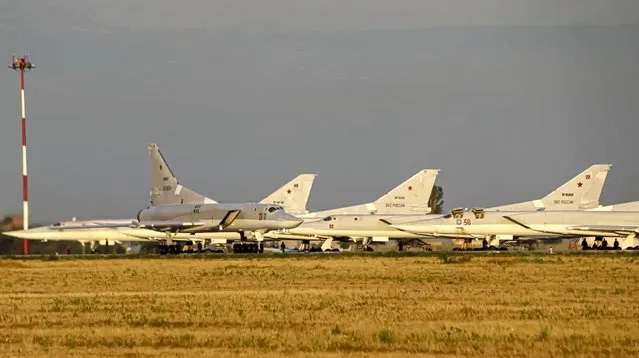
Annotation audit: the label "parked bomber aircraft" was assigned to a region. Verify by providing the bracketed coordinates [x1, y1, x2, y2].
[272, 164, 612, 250]
[133, 202, 301, 235]
[146, 147, 439, 251]
[8, 217, 302, 254]
[389, 208, 639, 250]
[5, 144, 311, 254]
[6, 208, 303, 255]
[266, 168, 440, 249]
[147, 147, 440, 250]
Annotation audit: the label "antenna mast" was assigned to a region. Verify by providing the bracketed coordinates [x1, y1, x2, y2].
[9, 53, 35, 255]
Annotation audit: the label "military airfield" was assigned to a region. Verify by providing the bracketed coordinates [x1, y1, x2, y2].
[1, 120, 639, 357]
[2, 3, 639, 357]
[3, 160, 639, 357]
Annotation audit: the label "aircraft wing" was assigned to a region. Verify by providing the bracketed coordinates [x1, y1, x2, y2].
[46, 222, 139, 230]
[566, 225, 639, 235]
[220, 210, 241, 229]
[178, 210, 242, 233]
[378, 218, 397, 226]
[47, 221, 207, 231]
[49, 210, 243, 233]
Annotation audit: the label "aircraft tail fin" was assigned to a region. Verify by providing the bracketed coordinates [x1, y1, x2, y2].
[540, 164, 611, 210]
[373, 169, 440, 214]
[260, 174, 317, 214]
[148, 143, 216, 206]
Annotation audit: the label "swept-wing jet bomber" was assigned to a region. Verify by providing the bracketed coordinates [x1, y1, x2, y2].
[14, 202, 302, 254]
[267, 169, 440, 249]
[133, 201, 301, 235]
[146, 147, 439, 252]
[390, 208, 639, 250]
[274, 164, 611, 250]
[6, 144, 308, 254]
[3, 218, 224, 253]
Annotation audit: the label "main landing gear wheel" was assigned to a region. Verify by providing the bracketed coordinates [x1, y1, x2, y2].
[159, 245, 182, 255]
[232, 242, 263, 254]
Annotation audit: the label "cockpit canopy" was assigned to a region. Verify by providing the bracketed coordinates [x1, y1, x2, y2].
[267, 205, 284, 213]
[51, 221, 88, 227]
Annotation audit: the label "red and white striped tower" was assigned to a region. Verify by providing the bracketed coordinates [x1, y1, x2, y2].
[9, 54, 35, 255]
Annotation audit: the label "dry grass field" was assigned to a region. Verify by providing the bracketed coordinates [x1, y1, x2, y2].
[0, 253, 638, 357]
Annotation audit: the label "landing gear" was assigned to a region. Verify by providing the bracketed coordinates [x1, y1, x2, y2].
[232, 242, 263, 254]
[452, 238, 508, 251]
[89, 241, 100, 254]
[299, 240, 311, 251]
[158, 244, 182, 255]
[229, 231, 264, 254]
[398, 239, 432, 252]
[360, 237, 374, 252]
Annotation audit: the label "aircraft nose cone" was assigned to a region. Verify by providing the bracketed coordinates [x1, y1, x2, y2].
[3, 230, 28, 239]
[283, 215, 304, 229]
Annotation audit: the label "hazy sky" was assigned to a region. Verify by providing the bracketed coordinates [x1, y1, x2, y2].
[1, 1, 638, 223]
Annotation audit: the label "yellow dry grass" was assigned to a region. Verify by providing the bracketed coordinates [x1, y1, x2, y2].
[0, 254, 638, 357]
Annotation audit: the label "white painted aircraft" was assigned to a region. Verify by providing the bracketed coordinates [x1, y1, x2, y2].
[389, 208, 639, 250]
[272, 164, 612, 250]
[4, 144, 315, 254]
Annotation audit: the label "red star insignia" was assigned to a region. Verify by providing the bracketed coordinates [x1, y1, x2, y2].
[408, 186, 413, 191]
[287, 189, 292, 194]
[577, 182, 583, 188]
